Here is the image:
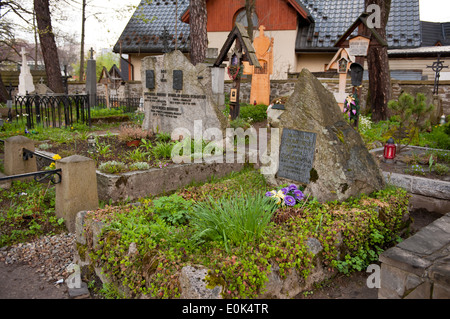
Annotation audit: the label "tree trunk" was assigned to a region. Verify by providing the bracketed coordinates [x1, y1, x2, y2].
[245, 0, 256, 41]
[34, 0, 64, 93]
[365, 0, 392, 122]
[189, 0, 208, 66]
[0, 74, 9, 103]
[79, 0, 86, 81]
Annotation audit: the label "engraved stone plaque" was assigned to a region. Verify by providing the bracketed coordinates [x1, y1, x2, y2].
[173, 70, 183, 91]
[146, 70, 155, 89]
[277, 129, 317, 184]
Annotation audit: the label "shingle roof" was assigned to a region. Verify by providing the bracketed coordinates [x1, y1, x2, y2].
[114, 0, 422, 54]
[295, 0, 421, 52]
[421, 21, 450, 47]
[113, 0, 190, 54]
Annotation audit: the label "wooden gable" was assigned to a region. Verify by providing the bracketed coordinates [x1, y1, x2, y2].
[214, 23, 260, 68]
[182, 0, 312, 32]
[334, 12, 388, 49]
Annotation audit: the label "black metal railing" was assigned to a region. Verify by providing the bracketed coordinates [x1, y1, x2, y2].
[0, 148, 62, 184]
[14, 94, 91, 129]
[95, 96, 141, 113]
[0, 169, 62, 184]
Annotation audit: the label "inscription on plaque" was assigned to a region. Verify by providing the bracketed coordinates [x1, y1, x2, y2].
[146, 70, 155, 89]
[145, 92, 206, 119]
[277, 129, 317, 184]
[173, 70, 183, 91]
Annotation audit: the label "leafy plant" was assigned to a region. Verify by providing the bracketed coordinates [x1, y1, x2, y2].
[190, 193, 278, 251]
[387, 93, 434, 152]
[156, 132, 172, 143]
[98, 161, 128, 174]
[150, 194, 194, 226]
[129, 162, 150, 171]
[0, 181, 65, 247]
[434, 163, 449, 176]
[126, 148, 150, 163]
[151, 141, 174, 159]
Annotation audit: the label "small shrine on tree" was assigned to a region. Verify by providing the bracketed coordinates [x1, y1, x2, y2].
[331, 12, 388, 127]
[214, 23, 260, 120]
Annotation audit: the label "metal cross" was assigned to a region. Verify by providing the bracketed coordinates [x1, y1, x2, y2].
[161, 26, 171, 54]
[427, 54, 449, 94]
[89, 47, 95, 60]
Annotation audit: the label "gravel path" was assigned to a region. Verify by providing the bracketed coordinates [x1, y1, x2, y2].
[0, 233, 76, 299]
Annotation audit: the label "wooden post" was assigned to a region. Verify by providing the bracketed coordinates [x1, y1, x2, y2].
[230, 41, 242, 121]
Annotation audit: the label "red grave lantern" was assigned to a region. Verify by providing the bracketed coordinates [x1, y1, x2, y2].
[383, 138, 396, 161]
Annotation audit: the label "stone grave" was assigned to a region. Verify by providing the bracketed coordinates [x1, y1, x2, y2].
[141, 50, 227, 138]
[18, 48, 35, 96]
[264, 68, 385, 203]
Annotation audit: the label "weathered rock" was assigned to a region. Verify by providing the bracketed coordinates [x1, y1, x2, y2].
[274, 68, 385, 202]
[179, 265, 223, 299]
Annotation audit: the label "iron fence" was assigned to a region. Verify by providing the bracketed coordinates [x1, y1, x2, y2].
[95, 96, 141, 113]
[13, 94, 91, 129]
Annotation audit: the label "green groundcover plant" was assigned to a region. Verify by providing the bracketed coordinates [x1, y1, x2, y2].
[84, 170, 410, 299]
[0, 181, 65, 247]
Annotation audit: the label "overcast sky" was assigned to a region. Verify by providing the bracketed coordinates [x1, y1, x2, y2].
[12, 0, 450, 50]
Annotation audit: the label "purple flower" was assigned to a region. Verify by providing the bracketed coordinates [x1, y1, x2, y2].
[265, 191, 274, 197]
[293, 190, 304, 201]
[352, 109, 357, 115]
[284, 196, 296, 206]
[280, 187, 289, 195]
[288, 184, 298, 191]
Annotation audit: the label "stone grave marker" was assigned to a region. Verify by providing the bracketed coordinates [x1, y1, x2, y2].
[265, 68, 385, 203]
[141, 50, 227, 138]
[18, 48, 35, 96]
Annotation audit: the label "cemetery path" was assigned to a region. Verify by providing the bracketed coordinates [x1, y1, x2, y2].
[0, 209, 441, 299]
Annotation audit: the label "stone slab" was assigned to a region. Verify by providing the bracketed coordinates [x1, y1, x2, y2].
[68, 281, 90, 299]
[379, 246, 432, 276]
[97, 160, 245, 203]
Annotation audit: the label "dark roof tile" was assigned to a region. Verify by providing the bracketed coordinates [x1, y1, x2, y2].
[296, 0, 421, 51]
[113, 0, 190, 54]
[114, 0, 422, 54]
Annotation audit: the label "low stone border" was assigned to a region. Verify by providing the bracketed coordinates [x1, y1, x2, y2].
[96, 159, 245, 203]
[379, 213, 450, 299]
[370, 146, 450, 214]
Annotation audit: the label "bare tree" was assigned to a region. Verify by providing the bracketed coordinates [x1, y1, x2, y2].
[245, 0, 256, 41]
[34, 0, 64, 93]
[189, 0, 208, 66]
[0, 1, 33, 102]
[365, 0, 392, 122]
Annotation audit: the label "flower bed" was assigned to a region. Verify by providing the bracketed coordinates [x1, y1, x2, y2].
[75, 170, 411, 299]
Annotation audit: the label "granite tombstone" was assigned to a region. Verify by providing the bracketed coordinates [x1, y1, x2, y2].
[141, 50, 227, 138]
[264, 68, 385, 203]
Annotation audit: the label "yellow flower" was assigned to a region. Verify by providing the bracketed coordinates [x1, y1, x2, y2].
[52, 154, 62, 160]
[49, 162, 56, 169]
[274, 190, 285, 205]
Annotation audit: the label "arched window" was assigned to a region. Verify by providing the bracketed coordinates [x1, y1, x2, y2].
[233, 8, 258, 29]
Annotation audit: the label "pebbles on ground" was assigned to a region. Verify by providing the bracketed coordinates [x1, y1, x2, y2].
[0, 233, 75, 284]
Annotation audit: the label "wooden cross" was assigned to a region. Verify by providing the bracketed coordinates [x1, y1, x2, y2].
[214, 23, 260, 120]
